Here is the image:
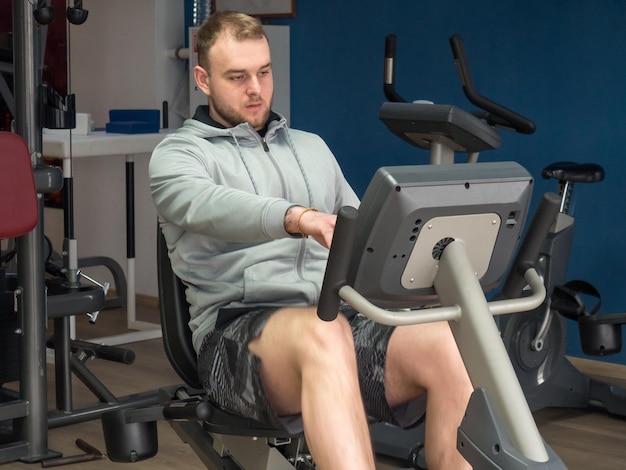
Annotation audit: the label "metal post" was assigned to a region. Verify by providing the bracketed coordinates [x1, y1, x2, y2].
[434, 240, 549, 463]
[12, 0, 52, 461]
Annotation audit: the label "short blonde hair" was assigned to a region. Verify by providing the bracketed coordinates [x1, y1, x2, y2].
[196, 11, 268, 71]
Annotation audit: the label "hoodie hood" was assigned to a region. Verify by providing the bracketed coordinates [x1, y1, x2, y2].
[186, 104, 285, 144]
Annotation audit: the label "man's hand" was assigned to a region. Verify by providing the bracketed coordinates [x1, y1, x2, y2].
[284, 206, 336, 249]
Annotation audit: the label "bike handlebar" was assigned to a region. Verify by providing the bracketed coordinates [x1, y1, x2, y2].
[449, 34, 536, 135]
[318, 206, 360, 322]
[384, 35, 407, 103]
[383, 34, 536, 135]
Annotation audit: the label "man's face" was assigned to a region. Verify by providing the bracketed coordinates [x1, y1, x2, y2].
[195, 35, 274, 131]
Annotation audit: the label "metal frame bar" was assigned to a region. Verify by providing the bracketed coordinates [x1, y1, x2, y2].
[5, 0, 52, 462]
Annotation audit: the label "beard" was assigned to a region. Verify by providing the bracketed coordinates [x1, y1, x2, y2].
[208, 93, 272, 130]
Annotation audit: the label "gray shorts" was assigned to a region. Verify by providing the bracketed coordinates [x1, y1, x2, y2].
[197, 307, 426, 434]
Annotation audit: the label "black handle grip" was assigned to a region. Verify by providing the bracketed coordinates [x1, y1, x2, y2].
[383, 34, 407, 103]
[384, 33, 397, 60]
[68, 339, 136, 364]
[95, 344, 136, 365]
[501, 192, 561, 299]
[449, 34, 536, 135]
[318, 206, 359, 321]
[163, 400, 212, 421]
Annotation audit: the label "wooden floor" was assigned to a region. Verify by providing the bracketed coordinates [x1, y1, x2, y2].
[2, 302, 626, 469]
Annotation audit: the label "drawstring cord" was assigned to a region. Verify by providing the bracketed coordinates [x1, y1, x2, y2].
[230, 131, 260, 195]
[229, 124, 314, 209]
[283, 128, 315, 208]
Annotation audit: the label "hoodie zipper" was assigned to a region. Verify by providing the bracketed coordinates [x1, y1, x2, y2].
[260, 129, 312, 289]
[259, 125, 318, 298]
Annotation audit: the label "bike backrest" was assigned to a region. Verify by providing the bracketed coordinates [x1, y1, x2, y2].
[157, 225, 201, 389]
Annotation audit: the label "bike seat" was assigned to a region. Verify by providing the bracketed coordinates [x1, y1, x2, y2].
[541, 161, 605, 183]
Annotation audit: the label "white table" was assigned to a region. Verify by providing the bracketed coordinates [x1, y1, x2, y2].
[43, 130, 172, 345]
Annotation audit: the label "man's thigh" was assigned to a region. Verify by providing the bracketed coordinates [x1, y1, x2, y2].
[197, 307, 283, 427]
[198, 306, 326, 425]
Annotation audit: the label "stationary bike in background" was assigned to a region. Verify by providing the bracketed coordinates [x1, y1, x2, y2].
[499, 161, 626, 416]
[377, 32, 626, 467]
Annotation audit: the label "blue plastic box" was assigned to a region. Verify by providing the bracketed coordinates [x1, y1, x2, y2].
[105, 109, 160, 134]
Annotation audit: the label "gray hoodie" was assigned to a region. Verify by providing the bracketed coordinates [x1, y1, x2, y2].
[149, 108, 359, 352]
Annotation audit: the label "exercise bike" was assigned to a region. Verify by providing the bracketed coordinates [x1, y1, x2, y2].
[102, 165, 566, 470]
[371, 32, 540, 468]
[376, 32, 626, 468]
[499, 161, 626, 415]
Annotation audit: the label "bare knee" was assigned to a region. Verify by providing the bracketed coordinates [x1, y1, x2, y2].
[247, 309, 357, 415]
[296, 313, 355, 366]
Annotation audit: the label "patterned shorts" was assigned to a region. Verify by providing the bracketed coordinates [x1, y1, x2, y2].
[197, 307, 426, 434]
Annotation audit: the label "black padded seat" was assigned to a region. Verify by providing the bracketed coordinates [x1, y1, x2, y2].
[156, 225, 297, 438]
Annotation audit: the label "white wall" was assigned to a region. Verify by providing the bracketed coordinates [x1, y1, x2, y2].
[68, 0, 186, 129]
[44, 0, 186, 298]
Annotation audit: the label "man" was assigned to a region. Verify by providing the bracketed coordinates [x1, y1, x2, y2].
[150, 11, 472, 470]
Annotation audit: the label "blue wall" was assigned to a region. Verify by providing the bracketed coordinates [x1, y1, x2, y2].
[220, 1, 626, 362]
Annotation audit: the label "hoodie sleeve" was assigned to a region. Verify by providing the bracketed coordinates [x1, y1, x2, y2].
[150, 133, 293, 242]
